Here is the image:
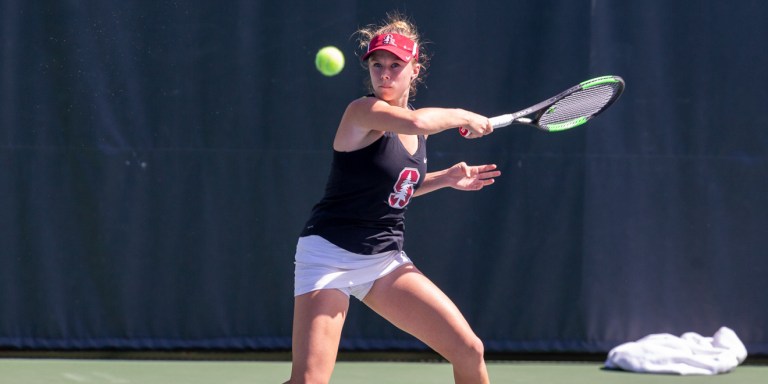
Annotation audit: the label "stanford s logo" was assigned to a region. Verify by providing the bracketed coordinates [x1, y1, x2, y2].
[383, 34, 396, 46]
[388, 167, 420, 209]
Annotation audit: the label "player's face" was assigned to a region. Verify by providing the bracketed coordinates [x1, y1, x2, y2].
[368, 51, 418, 106]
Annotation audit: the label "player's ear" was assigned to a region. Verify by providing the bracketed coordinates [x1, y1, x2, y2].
[411, 63, 420, 80]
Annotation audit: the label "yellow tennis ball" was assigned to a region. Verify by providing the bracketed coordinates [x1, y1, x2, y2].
[315, 46, 345, 76]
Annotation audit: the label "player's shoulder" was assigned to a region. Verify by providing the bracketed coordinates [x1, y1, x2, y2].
[346, 94, 381, 111]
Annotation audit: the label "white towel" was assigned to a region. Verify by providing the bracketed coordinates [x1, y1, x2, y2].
[604, 326, 748, 375]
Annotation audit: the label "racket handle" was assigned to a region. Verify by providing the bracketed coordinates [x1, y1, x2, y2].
[489, 114, 515, 128]
[460, 114, 516, 137]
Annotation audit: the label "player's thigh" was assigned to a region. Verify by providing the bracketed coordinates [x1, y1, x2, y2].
[363, 264, 482, 358]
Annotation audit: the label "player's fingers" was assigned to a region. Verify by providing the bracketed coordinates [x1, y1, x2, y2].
[473, 177, 495, 190]
[458, 162, 472, 178]
[475, 164, 499, 174]
[479, 170, 501, 180]
[486, 119, 494, 135]
[459, 126, 483, 139]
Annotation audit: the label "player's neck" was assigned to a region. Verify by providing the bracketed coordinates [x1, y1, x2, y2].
[386, 92, 409, 108]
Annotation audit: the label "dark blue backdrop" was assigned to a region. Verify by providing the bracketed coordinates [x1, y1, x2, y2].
[2, 0, 767, 355]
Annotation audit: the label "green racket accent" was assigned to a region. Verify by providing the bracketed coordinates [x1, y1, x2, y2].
[580, 76, 621, 89]
[545, 116, 588, 131]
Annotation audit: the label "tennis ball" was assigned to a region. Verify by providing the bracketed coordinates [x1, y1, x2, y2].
[315, 46, 345, 76]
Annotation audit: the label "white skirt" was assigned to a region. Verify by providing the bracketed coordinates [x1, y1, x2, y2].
[294, 235, 412, 299]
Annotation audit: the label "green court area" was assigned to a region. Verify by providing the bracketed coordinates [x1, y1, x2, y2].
[0, 358, 765, 384]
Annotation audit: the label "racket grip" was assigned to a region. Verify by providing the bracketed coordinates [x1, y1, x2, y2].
[461, 114, 515, 137]
[489, 114, 515, 128]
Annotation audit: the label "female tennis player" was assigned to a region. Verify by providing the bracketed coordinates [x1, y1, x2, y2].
[287, 14, 499, 384]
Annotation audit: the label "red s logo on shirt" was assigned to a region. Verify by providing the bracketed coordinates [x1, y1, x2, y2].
[388, 167, 420, 209]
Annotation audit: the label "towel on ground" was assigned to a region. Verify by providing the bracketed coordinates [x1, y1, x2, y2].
[604, 326, 747, 375]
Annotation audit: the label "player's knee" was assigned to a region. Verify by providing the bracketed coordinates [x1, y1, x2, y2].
[468, 336, 486, 361]
[449, 336, 485, 364]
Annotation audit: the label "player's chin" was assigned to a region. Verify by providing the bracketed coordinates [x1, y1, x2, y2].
[377, 86, 394, 94]
[375, 88, 398, 102]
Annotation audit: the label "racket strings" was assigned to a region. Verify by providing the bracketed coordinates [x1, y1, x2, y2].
[538, 84, 619, 126]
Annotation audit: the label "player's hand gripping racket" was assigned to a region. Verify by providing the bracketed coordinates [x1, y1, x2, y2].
[459, 75, 625, 137]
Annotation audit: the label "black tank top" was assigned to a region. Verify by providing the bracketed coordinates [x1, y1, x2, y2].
[300, 131, 427, 254]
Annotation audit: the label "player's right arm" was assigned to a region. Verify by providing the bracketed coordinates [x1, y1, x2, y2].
[333, 97, 492, 152]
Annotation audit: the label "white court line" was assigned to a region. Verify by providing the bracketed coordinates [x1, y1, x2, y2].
[61, 372, 130, 383]
[92, 372, 130, 383]
[61, 373, 90, 382]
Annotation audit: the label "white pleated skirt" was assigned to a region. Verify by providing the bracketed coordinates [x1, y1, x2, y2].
[294, 235, 412, 300]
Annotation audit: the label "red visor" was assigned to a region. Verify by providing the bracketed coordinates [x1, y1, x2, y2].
[362, 33, 419, 62]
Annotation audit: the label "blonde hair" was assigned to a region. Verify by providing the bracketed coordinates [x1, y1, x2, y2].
[355, 12, 429, 98]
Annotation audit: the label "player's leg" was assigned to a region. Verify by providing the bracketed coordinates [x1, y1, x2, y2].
[363, 264, 489, 384]
[287, 289, 350, 384]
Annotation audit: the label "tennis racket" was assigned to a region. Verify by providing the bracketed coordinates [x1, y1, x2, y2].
[459, 75, 625, 137]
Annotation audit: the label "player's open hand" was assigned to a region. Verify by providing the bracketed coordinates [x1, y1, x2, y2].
[448, 162, 501, 191]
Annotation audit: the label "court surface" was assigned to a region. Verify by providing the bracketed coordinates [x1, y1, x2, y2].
[0, 358, 765, 384]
